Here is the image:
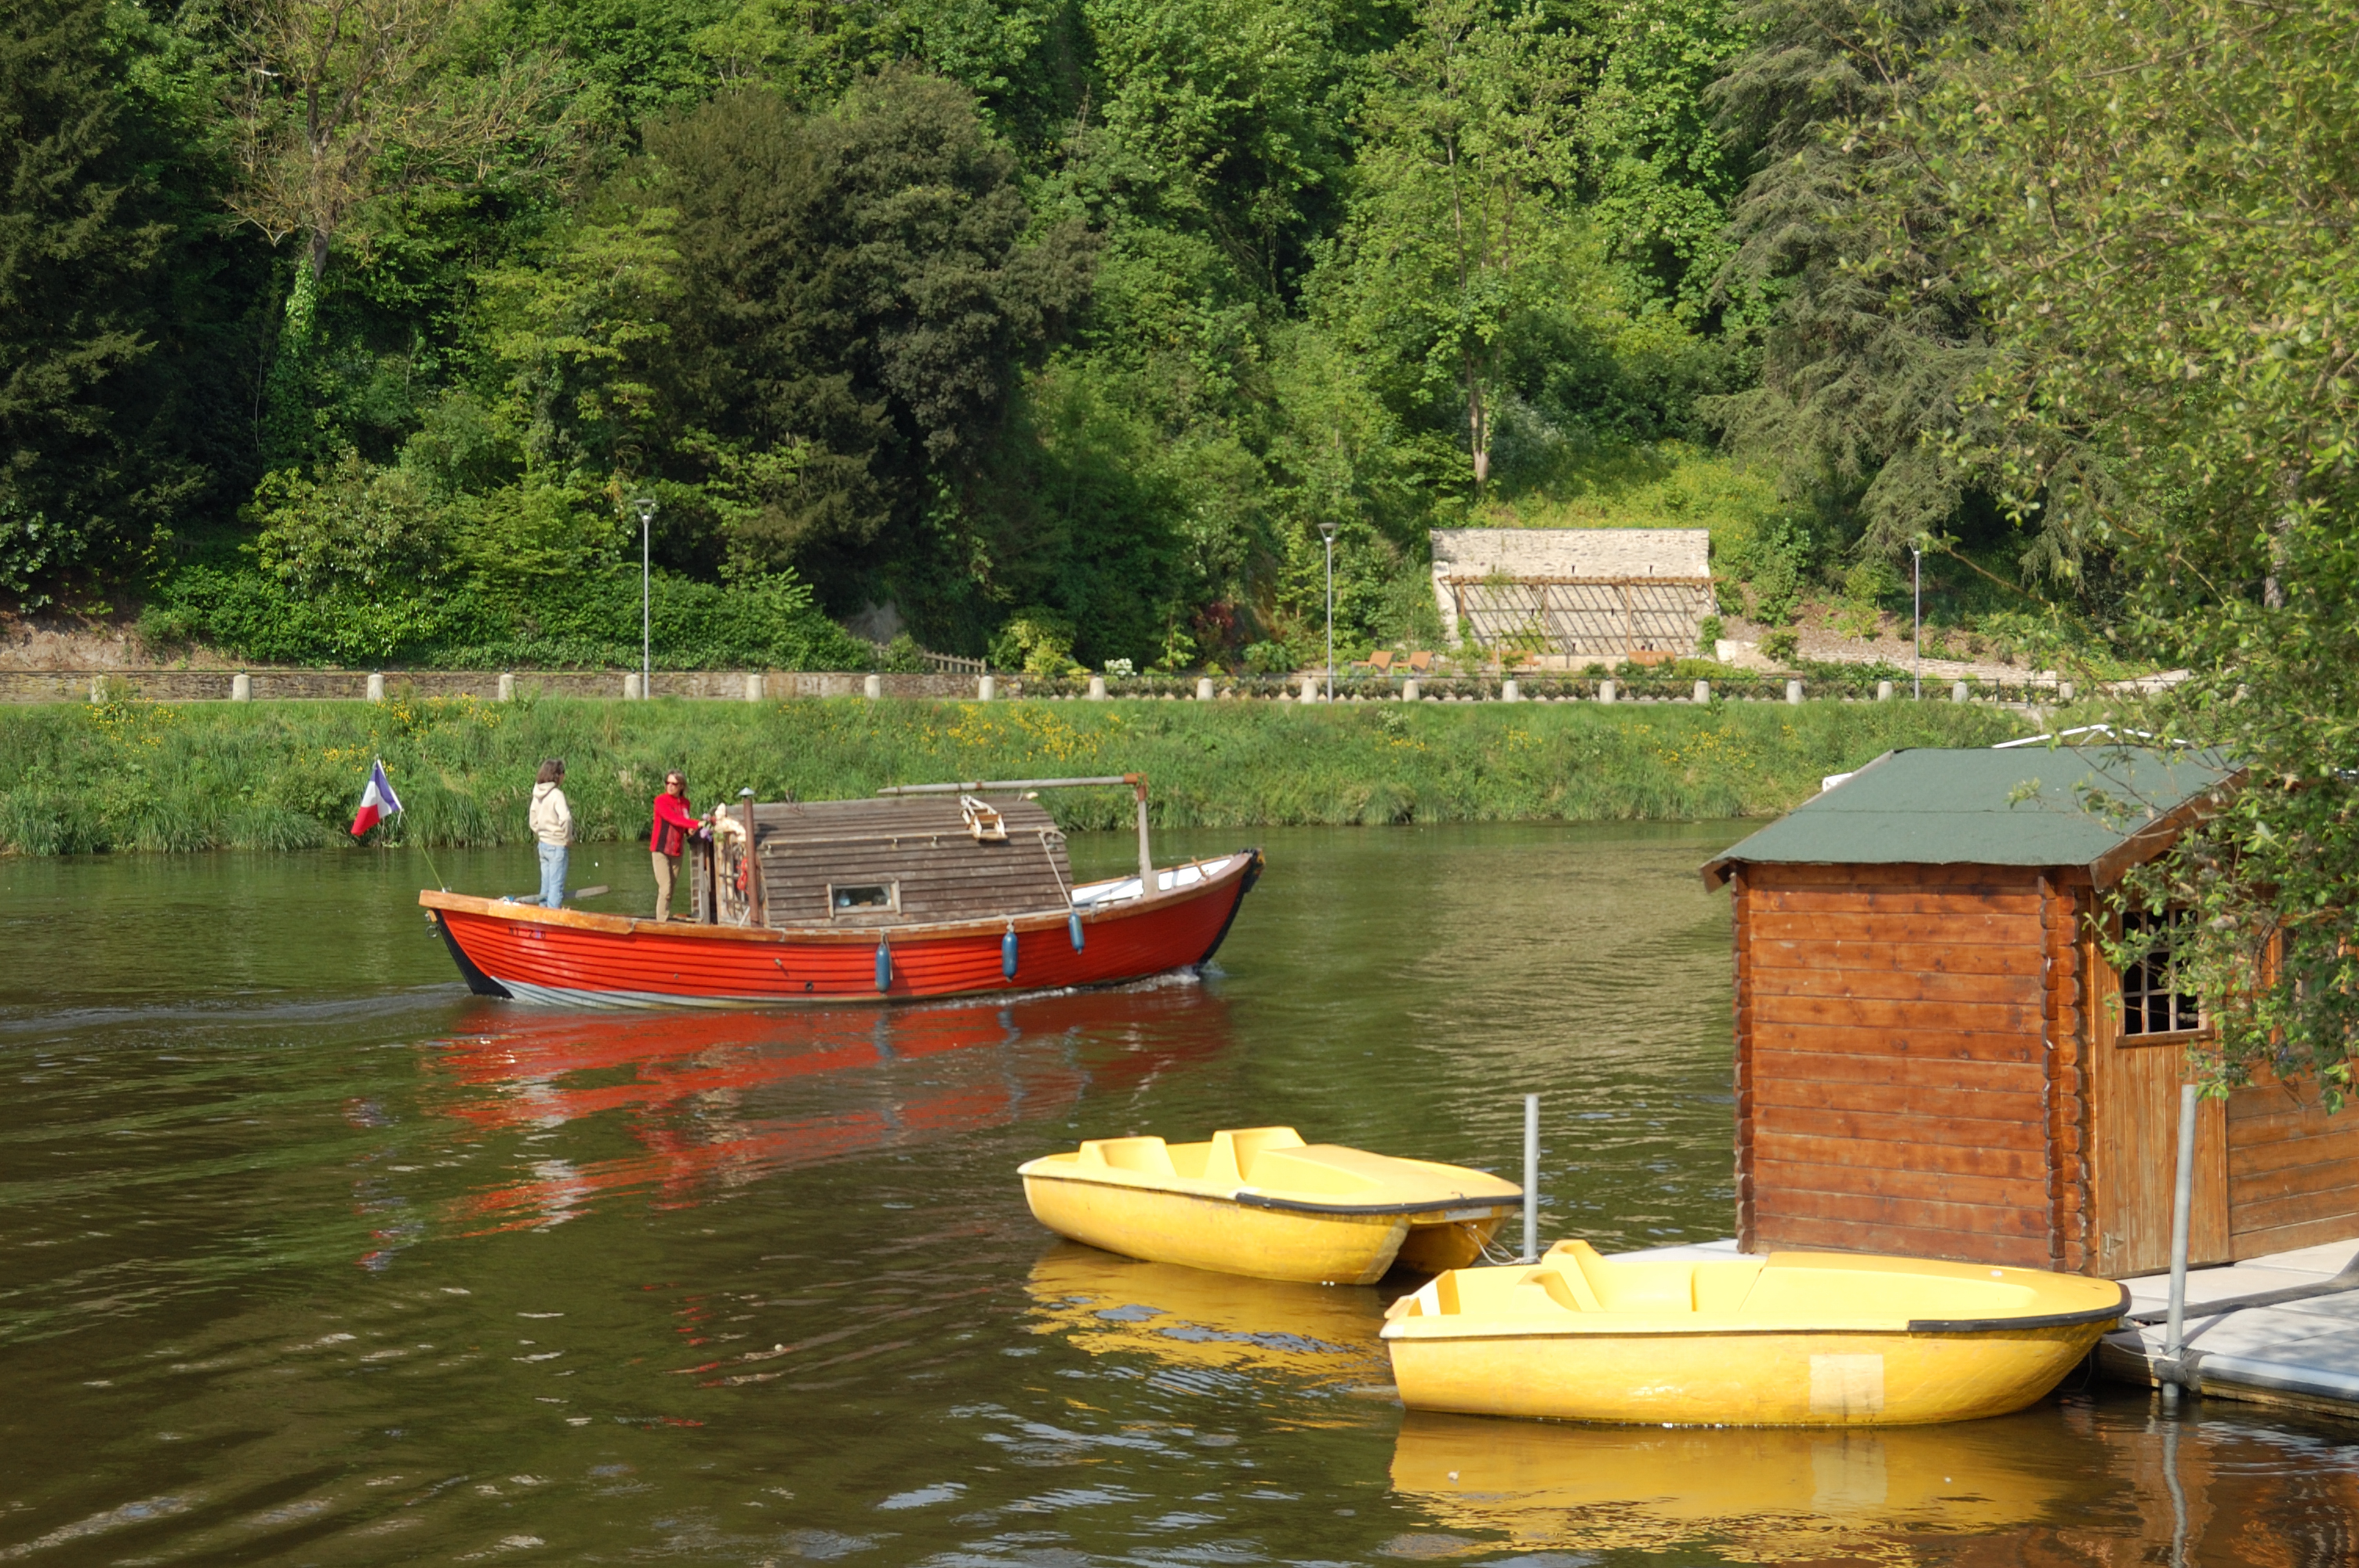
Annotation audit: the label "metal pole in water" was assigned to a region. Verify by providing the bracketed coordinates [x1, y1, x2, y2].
[2162, 1082, 2200, 1404]
[1521, 1093, 1539, 1264]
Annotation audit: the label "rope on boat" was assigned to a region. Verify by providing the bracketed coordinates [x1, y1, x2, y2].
[1038, 828, 1085, 951]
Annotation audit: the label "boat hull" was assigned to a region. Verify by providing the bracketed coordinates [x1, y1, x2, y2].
[421, 850, 1259, 1009]
[1022, 1176, 1510, 1286]
[1386, 1319, 2110, 1426]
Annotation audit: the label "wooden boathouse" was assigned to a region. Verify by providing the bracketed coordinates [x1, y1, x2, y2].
[1703, 746, 2359, 1279]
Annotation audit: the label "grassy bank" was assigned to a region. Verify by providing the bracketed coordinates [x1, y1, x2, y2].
[0, 693, 2030, 854]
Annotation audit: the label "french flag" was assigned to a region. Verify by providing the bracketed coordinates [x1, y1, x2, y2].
[351, 759, 404, 838]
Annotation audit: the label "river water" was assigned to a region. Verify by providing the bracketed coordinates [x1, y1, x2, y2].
[3, 823, 2357, 1566]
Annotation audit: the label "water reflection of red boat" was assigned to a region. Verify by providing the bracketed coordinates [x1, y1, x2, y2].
[420, 780, 1262, 1009]
[423, 984, 1232, 1232]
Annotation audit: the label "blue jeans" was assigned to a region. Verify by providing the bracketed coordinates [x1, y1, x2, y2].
[537, 842, 569, 908]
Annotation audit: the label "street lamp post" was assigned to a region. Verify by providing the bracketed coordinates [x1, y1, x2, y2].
[1910, 544, 1922, 701]
[632, 498, 656, 699]
[1318, 519, 1338, 704]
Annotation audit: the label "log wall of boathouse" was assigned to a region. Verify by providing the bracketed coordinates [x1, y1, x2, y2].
[2224, 1076, 2359, 1260]
[1732, 862, 2091, 1271]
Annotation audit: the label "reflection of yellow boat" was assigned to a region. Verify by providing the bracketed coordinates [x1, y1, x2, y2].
[1382, 1241, 2127, 1426]
[1025, 1243, 1387, 1385]
[1018, 1127, 1521, 1284]
[1390, 1410, 2085, 1562]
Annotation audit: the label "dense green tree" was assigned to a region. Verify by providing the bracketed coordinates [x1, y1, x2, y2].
[1581, 0, 1749, 318]
[0, 0, 230, 603]
[1705, 0, 2010, 564]
[0, 0, 1791, 666]
[639, 73, 1092, 601]
[1936, 0, 2359, 1093]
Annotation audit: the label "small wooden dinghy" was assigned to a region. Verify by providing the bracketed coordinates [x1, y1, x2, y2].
[1019, 1127, 1522, 1285]
[1382, 1240, 2128, 1426]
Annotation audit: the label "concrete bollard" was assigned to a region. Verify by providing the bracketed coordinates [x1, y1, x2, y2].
[863, 673, 883, 700]
[1693, 679, 1710, 704]
[231, 672, 252, 702]
[1401, 677, 1420, 702]
[1300, 673, 1319, 702]
[1598, 679, 1616, 705]
[498, 672, 515, 702]
[743, 672, 765, 702]
[977, 674, 996, 701]
[1786, 679, 1803, 705]
[1952, 680, 1969, 703]
[88, 676, 104, 703]
[1876, 679, 1893, 702]
[1196, 676, 1215, 701]
[1501, 678, 1520, 703]
[367, 671, 386, 702]
[1087, 674, 1107, 700]
[2059, 680, 2076, 702]
[622, 672, 642, 700]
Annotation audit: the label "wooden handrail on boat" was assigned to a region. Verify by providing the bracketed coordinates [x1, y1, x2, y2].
[874, 774, 1143, 793]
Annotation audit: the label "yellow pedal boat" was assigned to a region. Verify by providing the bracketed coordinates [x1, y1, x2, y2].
[1018, 1126, 1522, 1285]
[1381, 1241, 2128, 1426]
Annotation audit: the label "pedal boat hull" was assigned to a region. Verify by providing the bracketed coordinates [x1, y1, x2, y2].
[1020, 1127, 1522, 1286]
[1382, 1241, 2128, 1426]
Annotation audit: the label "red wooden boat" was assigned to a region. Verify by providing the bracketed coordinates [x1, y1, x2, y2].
[420, 774, 1261, 1008]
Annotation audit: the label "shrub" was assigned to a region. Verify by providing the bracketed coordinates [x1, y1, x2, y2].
[1696, 613, 1723, 653]
[1761, 628, 1800, 664]
[987, 607, 1077, 676]
[1736, 520, 1812, 626]
[144, 561, 864, 670]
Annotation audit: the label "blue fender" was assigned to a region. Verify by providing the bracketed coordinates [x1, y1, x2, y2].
[1067, 910, 1085, 952]
[1001, 926, 1019, 981]
[874, 938, 891, 993]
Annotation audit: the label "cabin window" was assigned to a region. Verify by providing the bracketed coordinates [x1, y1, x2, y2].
[828, 882, 899, 916]
[2120, 908, 2201, 1036]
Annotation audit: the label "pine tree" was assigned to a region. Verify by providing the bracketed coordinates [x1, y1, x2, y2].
[0, 0, 197, 604]
[1704, 0, 2012, 565]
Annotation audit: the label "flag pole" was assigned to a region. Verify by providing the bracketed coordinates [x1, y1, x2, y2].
[369, 756, 448, 891]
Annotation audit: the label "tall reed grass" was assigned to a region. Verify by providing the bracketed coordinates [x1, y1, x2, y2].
[0, 691, 2029, 854]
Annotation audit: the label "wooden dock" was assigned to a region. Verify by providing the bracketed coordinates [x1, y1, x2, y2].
[2101, 1237, 2359, 1421]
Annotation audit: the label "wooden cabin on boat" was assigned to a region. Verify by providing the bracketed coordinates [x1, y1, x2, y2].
[1703, 746, 2359, 1279]
[686, 792, 1079, 928]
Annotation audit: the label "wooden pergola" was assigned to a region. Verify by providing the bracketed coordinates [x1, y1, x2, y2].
[1438, 575, 1713, 658]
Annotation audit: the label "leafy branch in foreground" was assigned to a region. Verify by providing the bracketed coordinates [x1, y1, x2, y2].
[1945, 0, 2359, 1094]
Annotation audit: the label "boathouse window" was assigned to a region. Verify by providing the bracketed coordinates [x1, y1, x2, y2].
[2120, 908, 2202, 1036]
[828, 881, 899, 915]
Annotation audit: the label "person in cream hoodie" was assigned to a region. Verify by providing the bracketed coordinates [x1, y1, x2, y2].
[529, 758, 572, 907]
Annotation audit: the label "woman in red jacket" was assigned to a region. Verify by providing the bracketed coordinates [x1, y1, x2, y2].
[649, 771, 708, 922]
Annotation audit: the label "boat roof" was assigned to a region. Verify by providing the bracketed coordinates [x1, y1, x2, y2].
[1701, 746, 2239, 890]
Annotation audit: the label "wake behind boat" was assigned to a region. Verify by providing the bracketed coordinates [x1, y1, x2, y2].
[421, 774, 1261, 1008]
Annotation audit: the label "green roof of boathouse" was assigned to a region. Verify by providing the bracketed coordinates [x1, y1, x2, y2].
[1700, 746, 2240, 889]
